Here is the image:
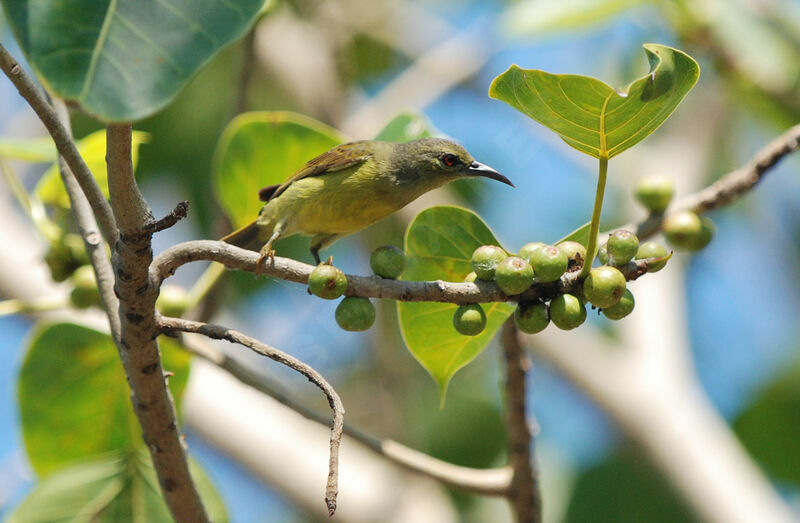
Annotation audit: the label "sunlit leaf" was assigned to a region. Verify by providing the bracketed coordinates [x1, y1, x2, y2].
[374, 111, 436, 142]
[398, 206, 514, 399]
[8, 450, 227, 523]
[557, 221, 592, 246]
[212, 111, 346, 228]
[489, 44, 699, 159]
[1, 0, 264, 121]
[34, 130, 149, 208]
[19, 322, 189, 477]
[0, 137, 56, 162]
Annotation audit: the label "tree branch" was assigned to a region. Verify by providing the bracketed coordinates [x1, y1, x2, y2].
[629, 123, 800, 239]
[0, 44, 118, 245]
[150, 240, 653, 305]
[176, 331, 513, 497]
[51, 99, 122, 342]
[106, 124, 209, 522]
[501, 319, 541, 523]
[156, 316, 345, 515]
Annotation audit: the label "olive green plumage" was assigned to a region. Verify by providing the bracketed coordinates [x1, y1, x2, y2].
[222, 137, 512, 263]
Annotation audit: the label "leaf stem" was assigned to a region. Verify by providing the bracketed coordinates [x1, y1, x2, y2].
[580, 156, 608, 278]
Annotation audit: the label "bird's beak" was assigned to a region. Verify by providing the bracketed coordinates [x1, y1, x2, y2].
[468, 161, 514, 187]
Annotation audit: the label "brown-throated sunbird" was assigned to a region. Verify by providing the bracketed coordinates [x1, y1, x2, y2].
[222, 137, 513, 264]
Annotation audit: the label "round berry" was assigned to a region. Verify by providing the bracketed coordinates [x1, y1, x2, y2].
[471, 245, 507, 281]
[549, 294, 587, 330]
[370, 245, 405, 279]
[495, 256, 534, 295]
[514, 302, 549, 334]
[583, 266, 626, 308]
[635, 241, 669, 272]
[156, 285, 189, 317]
[635, 174, 674, 213]
[453, 304, 487, 336]
[597, 243, 609, 265]
[308, 264, 348, 300]
[607, 230, 639, 265]
[530, 245, 568, 282]
[518, 242, 547, 264]
[335, 297, 376, 331]
[556, 241, 587, 271]
[602, 289, 635, 320]
[69, 265, 101, 309]
[664, 211, 714, 251]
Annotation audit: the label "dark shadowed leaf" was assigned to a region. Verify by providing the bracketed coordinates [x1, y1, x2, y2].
[489, 44, 699, 159]
[1, 0, 263, 121]
[398, 206, 514, 399]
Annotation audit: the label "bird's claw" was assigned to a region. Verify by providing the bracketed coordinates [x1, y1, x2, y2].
[256, 248, 276, 276]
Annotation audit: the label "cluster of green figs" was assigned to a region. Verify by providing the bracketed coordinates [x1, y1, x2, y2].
[307, 174, 714, 335]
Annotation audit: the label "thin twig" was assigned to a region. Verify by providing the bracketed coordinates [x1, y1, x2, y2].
[501, 319, 541, 523]
[0, 44, 118, 245]
[106, 124, 209, 522]
[51, 100, 122, 341]
[177, 331, 512, 496]
[628, 123, 800, 239]
[157, 316, 346, 515]
[150, 240, 654, 305]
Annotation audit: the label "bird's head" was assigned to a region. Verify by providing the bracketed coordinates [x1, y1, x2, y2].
[393, 138, 513, 188]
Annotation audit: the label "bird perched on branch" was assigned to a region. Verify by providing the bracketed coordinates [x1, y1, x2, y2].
[222, 137, 513, 264]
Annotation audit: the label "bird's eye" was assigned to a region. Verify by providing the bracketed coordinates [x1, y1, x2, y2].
[441, 154, 459, 167]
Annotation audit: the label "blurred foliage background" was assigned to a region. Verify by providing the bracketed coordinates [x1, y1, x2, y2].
[1, 0, 800, 521]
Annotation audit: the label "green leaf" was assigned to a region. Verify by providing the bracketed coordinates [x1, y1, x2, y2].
[212, 111, 346, 228]
[398, 206, 514, 399]
[556, 221, 592, 247]
[19, 322, 190, 477]
[8, 450, 227, 523]
[734, 357, 800, 486]
[374, 111, 436, 142]
[2, 0, 264, 122]
[566, 449, 695, 523]
[34, 130, 149, 208]
[489, 44, 699, 159]
[0, 137, 57, 162]
[502, 0, 648, 38]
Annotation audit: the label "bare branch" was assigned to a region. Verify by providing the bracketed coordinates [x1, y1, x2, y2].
[151, 240, 653, 305]
[157, 316, 345, 515]
[177, 332, 512, 496]
[0, 44, 118, 245]
[501, 319, 541, 523]
[630, 123, 800, 239]
[51, 100, 122, 342]
[106, 124, 209, 522]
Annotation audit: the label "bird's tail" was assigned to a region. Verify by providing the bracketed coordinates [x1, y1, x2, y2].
[220, 221, 263, 251]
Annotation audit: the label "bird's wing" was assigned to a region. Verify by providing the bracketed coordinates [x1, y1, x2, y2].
[259, 141, 374, 202]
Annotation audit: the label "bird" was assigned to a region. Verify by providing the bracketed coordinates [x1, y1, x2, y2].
[221, 137, 513, 265]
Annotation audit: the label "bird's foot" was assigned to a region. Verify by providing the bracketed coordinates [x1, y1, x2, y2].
[256, 246, 276, 276]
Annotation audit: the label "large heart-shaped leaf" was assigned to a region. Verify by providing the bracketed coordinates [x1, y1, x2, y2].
[398, 206, 514, 399]
[374, 111, 436, 142]
[18, 322, 189, 477]
[212, 111, 346, 228]
[1, 0, 264, 121]
[35, 130, 149, 208]
[8, 450, 227, 522]
[489, 44, 699, 159]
